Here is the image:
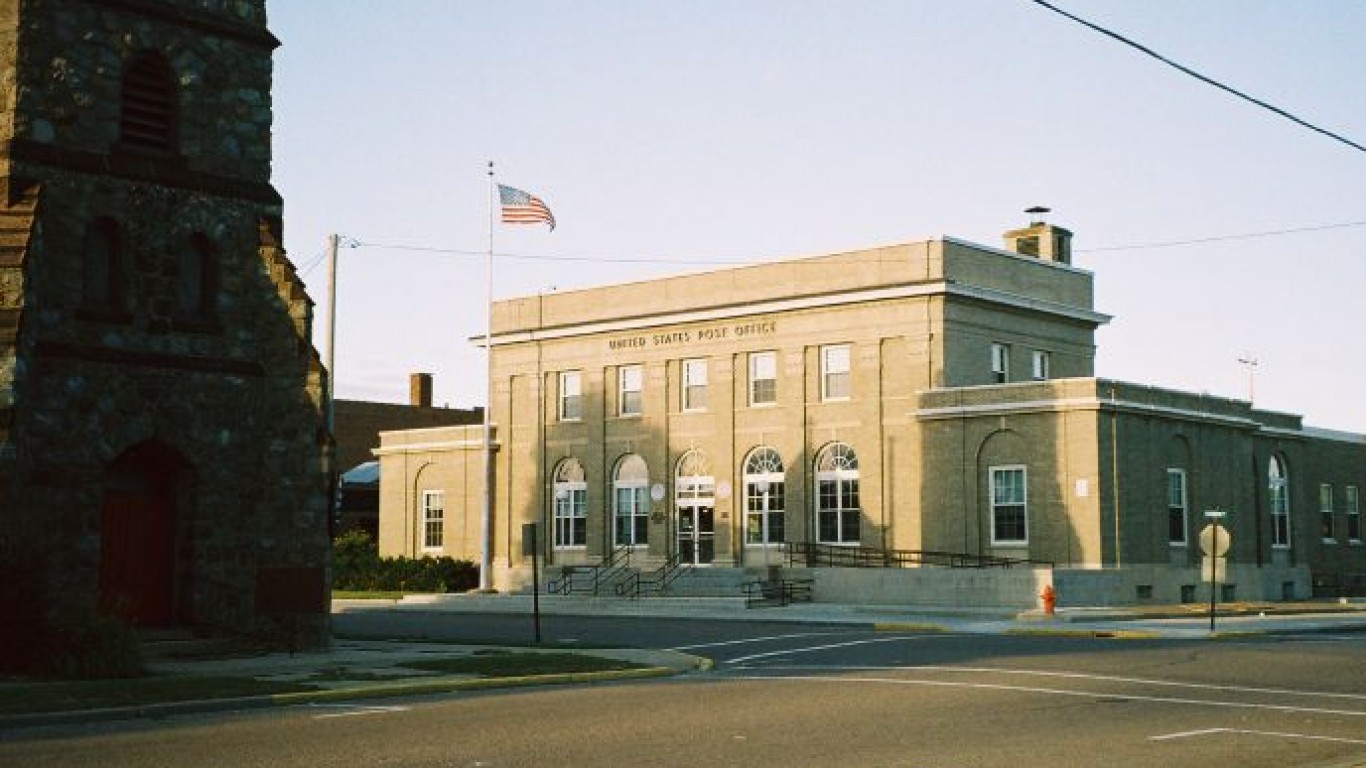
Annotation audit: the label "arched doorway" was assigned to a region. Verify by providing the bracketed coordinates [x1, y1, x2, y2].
[99, 441, 187, 626]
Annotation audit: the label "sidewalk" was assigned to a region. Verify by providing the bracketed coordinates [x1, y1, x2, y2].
[367, 592, 1366, 639]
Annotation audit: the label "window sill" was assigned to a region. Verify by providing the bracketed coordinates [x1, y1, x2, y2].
[1168, 542, 1188, 548]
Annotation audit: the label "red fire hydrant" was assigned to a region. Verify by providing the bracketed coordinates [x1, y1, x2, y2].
[1040, 584, 1057, 616]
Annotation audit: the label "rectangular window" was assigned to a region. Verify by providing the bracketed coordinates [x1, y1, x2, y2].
[1321, 483, 1336, 541]
[749, 351, 777, 406]
[990, 466, 1027, 545]
[1269, 466, 1290, 549]
[821, 344, 851, 401]
[1167, 469, 1188, 546]
[618, 364, 643, 416]
[554, 487, 587, 548]
[558, 371, 582, 421]
[421, 490, 445, 550]
[614, 486, 650, 547]
[746, 481, 785, 545]
[1031, 350, 1050, 381]
[1347, 485, 1360, 542]
[682, 358, 707, 412]
[816, 477, 860, 544]
[991, 343, 1010, 384]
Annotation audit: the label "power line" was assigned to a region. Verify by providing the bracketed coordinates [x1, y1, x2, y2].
[1081, 219, 1366, 253]
[349, 218, 1366, 266]
[1027, 0, 1366, 155]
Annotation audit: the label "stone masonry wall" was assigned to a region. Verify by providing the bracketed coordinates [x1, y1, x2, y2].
[0, 0, 330, 644]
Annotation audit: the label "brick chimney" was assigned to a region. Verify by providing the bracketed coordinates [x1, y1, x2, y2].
[409, 373, 433, 408]
[1003, 206, 1073, 265]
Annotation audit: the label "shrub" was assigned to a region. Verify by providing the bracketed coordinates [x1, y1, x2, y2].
[332, 531, 478, 593]
[40, 607, 144, 679]
[0, 555, 143, 679]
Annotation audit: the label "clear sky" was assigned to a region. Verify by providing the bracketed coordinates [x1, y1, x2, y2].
[267, 1, 1365, 432]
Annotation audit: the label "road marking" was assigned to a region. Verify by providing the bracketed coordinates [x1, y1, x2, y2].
[309, 703, 411, 720]
[1151, 727, 1366, 745]
[742, 663, 1366, 704]
[725, 636, 933, 665]
[670, 630, 864, 652]
[730, 674, 1366, 718]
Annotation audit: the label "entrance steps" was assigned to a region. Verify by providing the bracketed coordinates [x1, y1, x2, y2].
[661, 567, 754, 597]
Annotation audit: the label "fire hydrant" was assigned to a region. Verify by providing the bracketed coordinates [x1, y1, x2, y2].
[1040, 584, 1057, 616]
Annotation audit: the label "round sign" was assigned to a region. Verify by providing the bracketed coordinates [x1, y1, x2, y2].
[1198, 523, 1230, 557]
[716, 481, 732, 500]
[650, 483, 665, 502]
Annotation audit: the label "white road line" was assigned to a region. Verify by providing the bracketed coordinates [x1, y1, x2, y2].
[725, 636, 934, 665]
[729, 674, 1366, 718]
[739, 663, 1366, 704]
[1151, 727, 1366, 745]
[669, 630, 866, 652]
[309, 704, 411, 720]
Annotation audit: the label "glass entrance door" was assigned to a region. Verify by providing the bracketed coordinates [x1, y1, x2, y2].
[677, 504, 715, 565]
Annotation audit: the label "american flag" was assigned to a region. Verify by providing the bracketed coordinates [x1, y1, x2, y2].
[498, 184, 555, 231]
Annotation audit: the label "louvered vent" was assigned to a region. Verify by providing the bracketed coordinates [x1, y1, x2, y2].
[120, 54, 176, 151]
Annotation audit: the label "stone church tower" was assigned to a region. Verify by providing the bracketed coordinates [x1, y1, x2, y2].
[0, 0, 330, 644]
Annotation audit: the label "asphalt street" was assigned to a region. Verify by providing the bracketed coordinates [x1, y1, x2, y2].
[4, 612, 1365, 768]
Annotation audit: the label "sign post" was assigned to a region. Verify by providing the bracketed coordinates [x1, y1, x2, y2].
[1200, 510, 1229, 633]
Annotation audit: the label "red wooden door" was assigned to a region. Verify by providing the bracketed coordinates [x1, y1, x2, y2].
[98, 474, 175, 626]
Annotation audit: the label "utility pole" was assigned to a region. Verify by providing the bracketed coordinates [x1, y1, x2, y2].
[324, 234, 339, 433]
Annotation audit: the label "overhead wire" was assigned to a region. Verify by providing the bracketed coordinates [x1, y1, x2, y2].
[1027, 0, 1366, 155]
[342, 218, 1366, 267]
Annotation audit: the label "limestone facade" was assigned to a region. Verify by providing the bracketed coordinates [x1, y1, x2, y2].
[379, 219, 1365, 605]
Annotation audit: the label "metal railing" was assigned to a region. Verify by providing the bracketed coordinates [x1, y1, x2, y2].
[616, 552, 690, 598]
[546, 545, 632, 596]
[783, 541, 1052, 569]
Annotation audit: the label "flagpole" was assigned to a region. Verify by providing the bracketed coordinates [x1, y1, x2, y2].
[480, 161, 495, 591]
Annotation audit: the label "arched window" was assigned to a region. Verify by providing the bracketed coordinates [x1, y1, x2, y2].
[177, 232, 217, 319]
[743, 447, 785, 546]
[81, 218, 121, 310]
[613, 454, 650, 547]
[815, 442, 860, 544]
[552, 458, 586, 549]
[120, 52, 177, 151]
[1269, 455, 1290, 548]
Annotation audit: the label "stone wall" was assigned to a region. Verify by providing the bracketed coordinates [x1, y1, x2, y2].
[0, 0, 330, 644]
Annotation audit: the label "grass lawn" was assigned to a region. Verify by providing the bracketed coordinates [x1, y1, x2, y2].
[332, 590, 405, 600]
[0, 652, 647, 716]
[0, 676, 318, 715]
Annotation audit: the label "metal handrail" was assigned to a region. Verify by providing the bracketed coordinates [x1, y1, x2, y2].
[783, 541, 1052, 569]
[546, 545, 632, 595]
[617, 552, 688, 598]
